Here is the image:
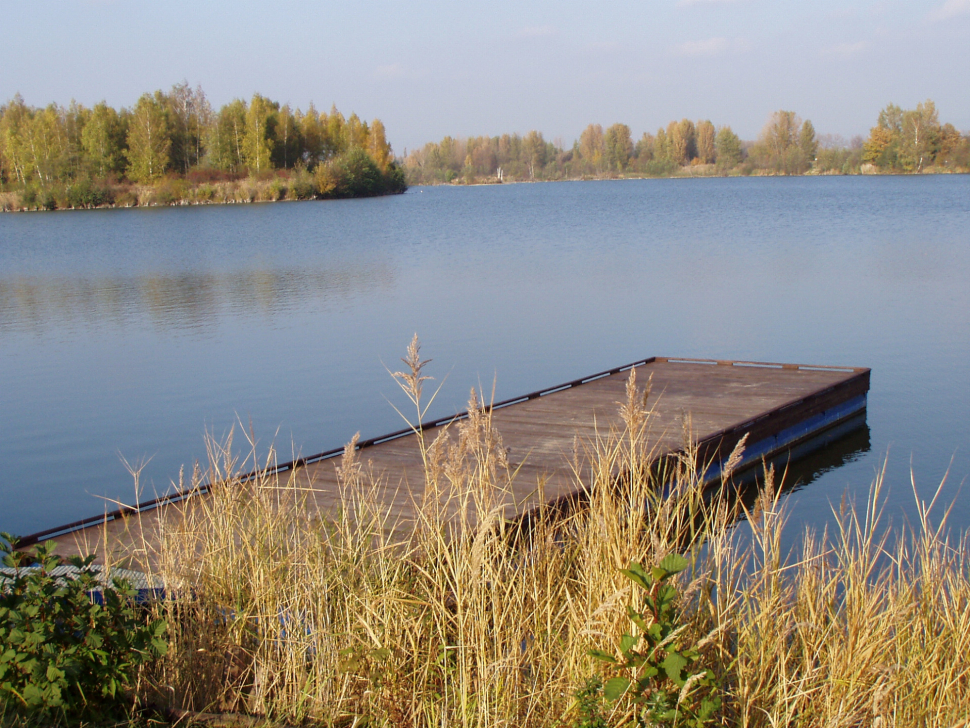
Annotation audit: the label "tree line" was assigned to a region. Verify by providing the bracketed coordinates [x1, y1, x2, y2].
[404, 100, 969, 184]
[861, 100, 966, 173]
[0, 83, 405, 210]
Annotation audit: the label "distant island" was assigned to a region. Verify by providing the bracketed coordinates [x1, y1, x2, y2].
[2, 90, 967, 212]
[0, 83, 406, 212]
[403, 100, 970, 185]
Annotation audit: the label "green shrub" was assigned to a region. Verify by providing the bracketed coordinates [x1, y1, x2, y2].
[382, 161, 408, 194]
[642, 159, 679, 177]
[38, 189, 57, 211]
[573, 677, 610, 728]
[267, 178, 287, 201]
[289, 169, 317, 200]
[152, 178, 189, 205]
[65, 179, 114, 208]
[335, 147, 384, 197]
[0, 534, 167, 724]
[19, 186, 38, 209]
[589, 554, 721, 728]
[194, 182, 216, 202]
[114, 187, 139, 207]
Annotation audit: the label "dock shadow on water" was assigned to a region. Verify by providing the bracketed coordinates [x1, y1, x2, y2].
[24, 339, 967, 727]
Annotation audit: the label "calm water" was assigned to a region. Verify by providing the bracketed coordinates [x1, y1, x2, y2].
[1, 176, 969, 539]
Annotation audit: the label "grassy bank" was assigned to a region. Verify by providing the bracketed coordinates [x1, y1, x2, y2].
[6, 348, 969, 726]
[0, 152, 406, 213]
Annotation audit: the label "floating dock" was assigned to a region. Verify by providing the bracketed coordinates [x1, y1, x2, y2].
[27, 357, 870, 561]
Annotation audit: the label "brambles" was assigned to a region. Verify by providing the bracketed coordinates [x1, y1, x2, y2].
[590, 554, 721, 727]
[0, 535, 167, 724]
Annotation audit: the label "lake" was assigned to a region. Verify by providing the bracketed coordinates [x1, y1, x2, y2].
[1, 176, 969, 540]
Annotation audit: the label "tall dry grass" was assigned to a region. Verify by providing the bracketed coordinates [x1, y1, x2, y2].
[127, 343, 969, 727]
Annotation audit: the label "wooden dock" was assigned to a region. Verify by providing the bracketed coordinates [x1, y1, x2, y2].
[28, 357, 869, 561]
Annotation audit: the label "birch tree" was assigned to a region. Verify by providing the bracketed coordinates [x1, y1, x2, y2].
[242, 94, 276, 174]
[207, 99, 247, 172]
[82, 102, 126, 177]
[125, 93, 171, 183]
[367, 118, 392, 171]
[899, 100, 940, 172]
[0, 94, 35, 185]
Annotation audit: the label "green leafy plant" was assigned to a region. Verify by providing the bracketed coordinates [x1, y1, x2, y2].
[0, 534, 168, 723]
[590, 554, 720, 727]
[573, 676, 610, 728]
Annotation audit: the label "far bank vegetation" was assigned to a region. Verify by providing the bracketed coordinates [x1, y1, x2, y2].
[404, 100, 970, 185]
[0, 83, 406, 212]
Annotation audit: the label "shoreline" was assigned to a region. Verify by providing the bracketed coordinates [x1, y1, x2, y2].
[2, 165, 966, 213]
[0, 190, 406, 213]
[0, 177, 406, 213]
[411, 165, 970, 188]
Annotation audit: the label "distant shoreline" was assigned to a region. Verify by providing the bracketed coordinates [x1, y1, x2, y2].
[409, 164, 969, 188]
[4, 165, 966, 213]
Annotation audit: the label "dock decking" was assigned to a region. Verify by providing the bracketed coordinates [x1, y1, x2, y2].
[32, 357, 870, 561]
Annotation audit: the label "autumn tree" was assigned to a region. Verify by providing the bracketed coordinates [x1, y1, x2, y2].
[207, 99, 247, 173]
[654, 127, 671, 164]
[61, 101, 86, 179]
[498, 133, 522, 174]
[299, 103, 325, 168]
[125, 92, 171, 183]
[345, 113, 369, 149]
[862, 126, 895, 167]
[938, 123, 969, 167]
[323, 106, 347, 158]
[899, 100, 940, 172]
[272, 104, 302, 169]
[522, 130, 547, 178]
[470, 136, 497, 176]
[714, 126, 742, 171]
[695, 120, 716, 164]
[30, 105, 69, 184]
[863, 104, 903, 169]
[166, 82, 210, 173]
[864, 100, 946, 172]
[242, 94, 277, 174]
[799, 120, 818, 168]
[604, 123, 633, 171]
[634, 132, 655, 164]
[578, 124, 605, 173]
[878, 104, 904, 135]
[751, 110, 812, 174]
[667, 119, 696, 165]
[81, 102, 127, 177]
[367, 118, 392, 171]
[761, 111, 799, 156]
[0, 94, 36, 185]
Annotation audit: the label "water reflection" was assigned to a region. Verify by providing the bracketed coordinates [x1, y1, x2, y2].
[0, 264, 396, 333]
[728, 416, 872, 534]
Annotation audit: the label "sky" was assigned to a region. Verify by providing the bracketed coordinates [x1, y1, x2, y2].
[2, 0, 969, 153]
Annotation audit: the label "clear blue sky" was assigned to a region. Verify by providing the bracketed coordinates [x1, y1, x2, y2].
[2, 0, 968, 153]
